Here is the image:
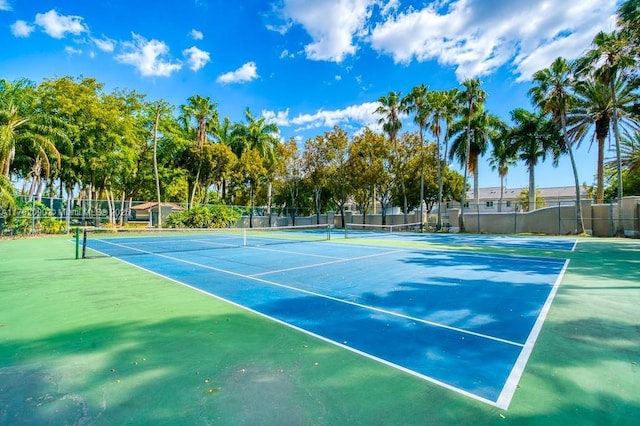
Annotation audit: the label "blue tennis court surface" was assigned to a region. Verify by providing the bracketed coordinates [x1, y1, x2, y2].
[344, 230, 578, 251]
[86, 233, 569, 409]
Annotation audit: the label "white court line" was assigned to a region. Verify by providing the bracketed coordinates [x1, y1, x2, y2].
[249, 249, 403, 277]
[243, 245, 346, 260]
[94, 238, 524, 348]
[85, 241, 504, 409]
[495, 258, 570, 410]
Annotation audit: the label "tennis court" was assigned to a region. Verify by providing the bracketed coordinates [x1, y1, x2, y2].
[83, 227, 571, 409]
[2, 231, 638, 424]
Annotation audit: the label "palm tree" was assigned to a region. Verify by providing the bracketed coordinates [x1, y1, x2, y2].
[0, 79, 65, 179]
[403, 85, 431, 229]
[455, 79, 486, 232]
[568, 76, 639, 203]
[508, 108, 563, 211]
[576, 31, 637, 234]
[376, 91, 408, 223]
[436, 89, 461, 228]
[450, 108, 504, 202]
[529, 57, 585, 234]
[0, 174, 15, 224]
[231, 108, 279, 160]
[232, 108, 280, 223]
[617, 0, 640, 58]
[618, 132, 640, 172]
[212, 116, 239, 202]
[488, 127, 517, 212]
[179, 95, 218, 207]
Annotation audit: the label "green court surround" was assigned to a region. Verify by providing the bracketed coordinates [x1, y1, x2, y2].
[1, 235, 638, 425]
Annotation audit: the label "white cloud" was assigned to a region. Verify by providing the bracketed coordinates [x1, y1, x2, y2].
[115, 33, 182, 77]
[35, 9, 88, 39]
[278, 0, 376, 62]
[369, 0, 617, 81]
[263, 101, 382, 132]
[379, 0, 398, 16]
[266, 22, 293, 35]
[64, 46, 82, 55]
[279, 49, 294, 59]
[92, 36, 116, 52]
[216, 61, 258, 84]
[183, 46, 210, 71]
[11, 20, 34, 37]
[0, 0, 11, 11]
[190, 29, 203, 40]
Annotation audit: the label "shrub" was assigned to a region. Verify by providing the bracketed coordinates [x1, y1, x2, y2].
[164, 205, 241, 229]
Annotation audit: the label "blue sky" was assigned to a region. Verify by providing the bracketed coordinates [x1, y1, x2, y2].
[0, 0, 620, 190]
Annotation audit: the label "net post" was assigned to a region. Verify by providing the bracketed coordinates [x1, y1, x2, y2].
[327, 224, 331, 241]
[82, 228, 87, 259]
[75, 227, 80, 259]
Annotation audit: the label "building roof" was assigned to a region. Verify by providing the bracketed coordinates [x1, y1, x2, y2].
[131, 202, 183, 211]
[466, 186, 588, 201]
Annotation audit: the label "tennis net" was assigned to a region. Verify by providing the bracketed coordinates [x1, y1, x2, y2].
[78, 224, 332, 258]
[343, 222, 422, 239]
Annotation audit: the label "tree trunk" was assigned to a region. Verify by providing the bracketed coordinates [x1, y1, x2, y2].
[189, 168, 200, 209]
[314, 186, 321, 225]
[65, 183, 72, 234]
[528, 165, 536, 212]
[249, 183, 254, 228]
[561, 114, 584, 234]
[119, 191, 126, 226]
[436, 133, 443, 230]
[473, 167, 479, 213]
[499, 175, 504, 213]
[153, 104, 162, 228]
[610, 79, 624, 236]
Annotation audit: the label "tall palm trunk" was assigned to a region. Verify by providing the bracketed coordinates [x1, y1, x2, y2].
[499, 174, 505, 213]
[561, 113, 585, 234]
[153, 105, 162, 228]
[610, 80, 624, 236]
[528, 165, 536, 211]
[460, 124, 472, 232]
[436, 133, 443, 229]
[473, 167, 479, 212]
[419, 126, 425, 230]
[596, 134, 606, 204]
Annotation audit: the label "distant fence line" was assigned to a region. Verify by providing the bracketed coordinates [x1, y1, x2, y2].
[2, 196, 639, 237]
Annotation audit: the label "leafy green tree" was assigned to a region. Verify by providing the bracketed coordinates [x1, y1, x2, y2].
[211, 116, 240, 202]
[568, 76, 639, 203]
[0, 79, 67, 191]
[319, 127, 351, 229]
[454, 78, 486, 231]
[508, 108, 563, 211]
[576, 31, 636, 234]
[450, 104, 502, 213]
[238, 149, 267, 228]
[376, 91, 409, 222]
[488, 127, 517, 212]
[427, 89, 460, 228]
[232, 108, 280, 223]
[529, 57, 585, 234]
[347, 129, 385, 223]
[518, 188, 547, 212]
[617, 0, 640, 63]
[180, 95, 219, 208]
[273, 138, 303, 224]
[403, 85, 431, 227]
[302, 134, 331, 224]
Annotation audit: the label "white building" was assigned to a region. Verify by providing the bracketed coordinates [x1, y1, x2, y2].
[438, 186, 590, 213]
